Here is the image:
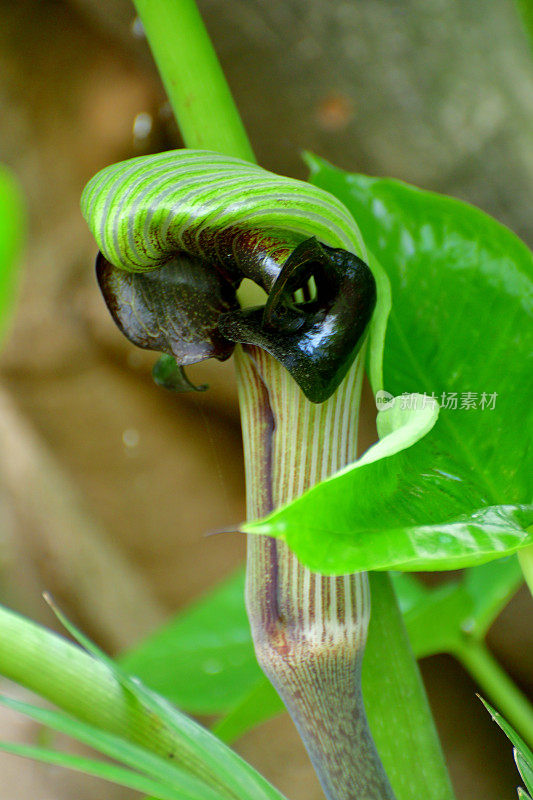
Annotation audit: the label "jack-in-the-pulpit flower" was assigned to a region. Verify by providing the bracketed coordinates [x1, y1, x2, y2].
[81, 149, 395, 800]
[82, 149, 376, 402]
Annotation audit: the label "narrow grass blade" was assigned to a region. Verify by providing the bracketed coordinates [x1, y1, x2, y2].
[0, 695, 226, 800]
[45, 595, 288, 800]
[516, 749, 533, 794]
[0, 741, 203, 800]
[481, 698, 533, 767]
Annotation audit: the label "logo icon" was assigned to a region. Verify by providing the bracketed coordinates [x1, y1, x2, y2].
[375, 390, 395, 411]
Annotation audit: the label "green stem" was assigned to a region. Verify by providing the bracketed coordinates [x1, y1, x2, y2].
[514, 0, 533, 54]
[455, 638, 533, 750]
[133, 0, 255, 162]
[126, 2, 455, 797]
[363, 572, 455, 800]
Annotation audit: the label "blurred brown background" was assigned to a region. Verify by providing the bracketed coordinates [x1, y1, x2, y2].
[0, 0, 532, 797]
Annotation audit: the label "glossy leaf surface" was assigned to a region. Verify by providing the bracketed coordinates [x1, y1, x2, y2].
[244, 397, 532, 572]
[308, 155, 532, 504]
[243, 158, 533, 573]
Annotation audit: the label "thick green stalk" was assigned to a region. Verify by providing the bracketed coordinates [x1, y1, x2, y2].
[133, 0, 254, 162]
[454, 638, 533, 749]
[514, 0, 533, 54]
[363, 573, 455, 799]
[132, 2, 456, 798]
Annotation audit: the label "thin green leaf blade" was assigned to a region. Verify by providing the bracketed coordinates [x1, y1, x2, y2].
[121, 570, 284, 743]
[0, 741, 199, 800]
[514, 747, 533, 792]
[481, 698, 533, 768]
[46, 597, 287, 800]
[0, 695, 226, 800]
[516, 749, 533, 795]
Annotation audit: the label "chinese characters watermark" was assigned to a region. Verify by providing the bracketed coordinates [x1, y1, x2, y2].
[375, 390, 498, 411]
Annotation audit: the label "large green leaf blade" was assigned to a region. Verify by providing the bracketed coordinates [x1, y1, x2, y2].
[243, 157, 532, 574]
[308, 156, 532, 506]
[244, 397, 532, 572]
[121, 570, 262, 715]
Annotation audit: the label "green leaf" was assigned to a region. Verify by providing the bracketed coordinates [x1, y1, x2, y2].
[481, 699, 533, 795]
[517, 788, 533, 800]
[153, 354, 208, 393]
[393, 556, 523, 657]
[463, 556, 524, 638]
[45, 597, 288, 800]
[120, 570, 262, 715]
[402, 581, 467, 658]
[213, 678, 284, 744]
[307, 155, 532, 507]
[242, 157, 533, 574]
[0, 741, 203, 800]
[0, 695, 225, 800]
[390, 573, 429, 615]
[0, 165, 24, 341]
[516, 749, 533, 795]
[481, 699, 533, 767]
[244, 397, 533, 572]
